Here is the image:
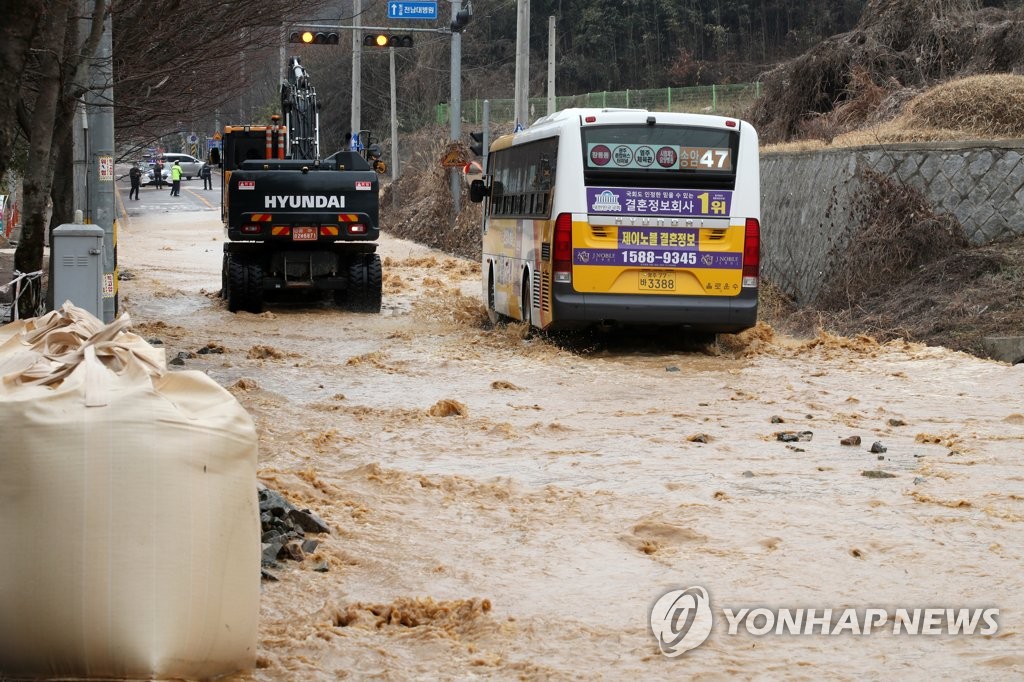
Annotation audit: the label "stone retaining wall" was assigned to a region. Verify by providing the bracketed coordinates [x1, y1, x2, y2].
[760, 141, 1024, 303]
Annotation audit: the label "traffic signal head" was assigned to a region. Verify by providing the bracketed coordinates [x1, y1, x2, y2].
[451, 8, 472, 33]
[363, 34, 414, 48]
[469, 131, 484, 156]
[289, 29, 339, 45]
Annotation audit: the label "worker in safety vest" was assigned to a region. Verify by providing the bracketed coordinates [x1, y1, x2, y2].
[170, 160, 182, 197]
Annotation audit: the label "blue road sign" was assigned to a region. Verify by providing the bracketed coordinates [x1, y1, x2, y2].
[387, 1, 437, 20]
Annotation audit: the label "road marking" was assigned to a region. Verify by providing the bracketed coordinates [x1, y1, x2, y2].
[184, 187, 217, 210]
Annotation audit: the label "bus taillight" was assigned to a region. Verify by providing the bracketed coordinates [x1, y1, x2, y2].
[742, 218, 760, 288]
[553, 213, 572, 283]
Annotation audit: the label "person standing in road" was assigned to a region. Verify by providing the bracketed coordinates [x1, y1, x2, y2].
[170, 160, 182, 196]
[200, 161, 212, 190]
[153, 159, 164, 189]
[128, 163, 142, 200]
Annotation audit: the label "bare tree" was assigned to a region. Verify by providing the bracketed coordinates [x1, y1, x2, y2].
[0, 0, 44, 183]
[16, 0, 74, 308]
[110, 0, 328, 149]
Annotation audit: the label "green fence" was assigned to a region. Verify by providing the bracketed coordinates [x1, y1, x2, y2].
[437, 83, 762, 127]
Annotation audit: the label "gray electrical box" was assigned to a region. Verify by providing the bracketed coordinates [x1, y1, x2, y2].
[52, 223, 104, 319]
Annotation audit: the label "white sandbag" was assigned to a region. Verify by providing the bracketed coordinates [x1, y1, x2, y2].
[0, 303, 259, 680]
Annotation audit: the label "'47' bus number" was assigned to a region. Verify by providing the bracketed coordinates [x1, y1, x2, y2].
[623, 250, 697, 266]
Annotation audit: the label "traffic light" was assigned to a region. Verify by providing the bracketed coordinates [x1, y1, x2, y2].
[469, 131, 484, 156]
[451, 8, 472, 32]
[288, 29, 339, 45]
[363, 34, 414, 48]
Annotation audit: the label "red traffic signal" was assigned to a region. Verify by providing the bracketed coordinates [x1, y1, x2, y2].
[363, 34, 414, 48]
[289, 29, 339, 45]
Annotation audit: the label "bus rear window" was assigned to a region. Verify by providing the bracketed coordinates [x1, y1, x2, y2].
[581, 125, 738, 184]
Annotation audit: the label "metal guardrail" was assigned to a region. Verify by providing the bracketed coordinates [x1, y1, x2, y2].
[437, 82, 762, 127]
[0, 270, 44, 323]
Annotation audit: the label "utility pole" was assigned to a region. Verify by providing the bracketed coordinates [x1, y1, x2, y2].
[450, 0, 462, 214]
[514, 0, 530, 128]
[84, 10, 116, 322]
[279, 23, 286, 85]
[390, 46, 399, 190]
[547, 15, 556, 115]
[351, 0, 362, 141]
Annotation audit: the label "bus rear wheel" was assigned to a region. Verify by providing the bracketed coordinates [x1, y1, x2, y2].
[486, 268, 501, 326]
[521, 275, 532, 328]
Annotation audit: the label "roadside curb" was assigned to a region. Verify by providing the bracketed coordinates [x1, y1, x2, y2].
[115, 181, 131, 230]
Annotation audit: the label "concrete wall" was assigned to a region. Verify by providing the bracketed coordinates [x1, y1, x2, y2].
[760, 141, 1024, 303]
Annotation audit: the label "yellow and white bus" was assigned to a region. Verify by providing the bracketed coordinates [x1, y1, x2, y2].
[469, 108, 760, 334]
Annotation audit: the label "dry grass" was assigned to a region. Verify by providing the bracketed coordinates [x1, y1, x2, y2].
[818, 167, 968, 310]
[750, 2, 1024, 144]
[765, 74, 1024, 152]
[380, 127, 483, 261]
[902, 74, 1024, 138]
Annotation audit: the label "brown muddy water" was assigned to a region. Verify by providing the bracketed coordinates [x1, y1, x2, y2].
[116, 211, 1023, 679]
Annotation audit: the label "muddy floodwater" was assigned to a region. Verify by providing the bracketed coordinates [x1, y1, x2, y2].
[116, 210, 1023, 679]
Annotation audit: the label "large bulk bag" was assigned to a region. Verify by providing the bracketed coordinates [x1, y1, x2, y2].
[0, 303, 259, 680]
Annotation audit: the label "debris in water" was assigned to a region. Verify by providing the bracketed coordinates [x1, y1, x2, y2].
[771, 415, 785, 423]
[870, 441, 888, 454]
[329, 596, 493, 634]
[888, 418, 906, 427]
[687, 433, 711, 443]
[428, 399, 468, 417]
[862, 470, 896, 479]
[169, 350, 195, 366]
[490, 380, 522, 391]
[776, 431, 813, 442]
[841, 435, 862, 446]
[248, 345, 284, 360]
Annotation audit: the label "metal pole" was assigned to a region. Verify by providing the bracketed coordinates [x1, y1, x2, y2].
[547, 15, 555, 116]
[450, 0, 462, 215]
[279, 23, 286, 87]
[482, 99, 490, 176]
[514, 0, 530, 127]
[85, 11, 116, 322]
[481, 99, 490, 232]
[390, 46, 399, 186]
[351, 0, 362, 140]
[73, 101, 87, 221]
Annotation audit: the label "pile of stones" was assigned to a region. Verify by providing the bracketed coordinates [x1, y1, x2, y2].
[259, 485, 331, 581]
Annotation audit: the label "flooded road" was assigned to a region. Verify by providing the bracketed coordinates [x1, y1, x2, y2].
[117, 203, 1023, 679]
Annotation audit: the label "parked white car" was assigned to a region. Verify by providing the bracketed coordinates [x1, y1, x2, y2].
[147, 153, 203, 184]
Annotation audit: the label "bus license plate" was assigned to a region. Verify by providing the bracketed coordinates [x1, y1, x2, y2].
[293, 227, 317, 241]
[638, 270, 676, 291]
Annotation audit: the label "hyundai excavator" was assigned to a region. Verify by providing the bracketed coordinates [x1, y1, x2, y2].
[219, 56, 382, 313]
